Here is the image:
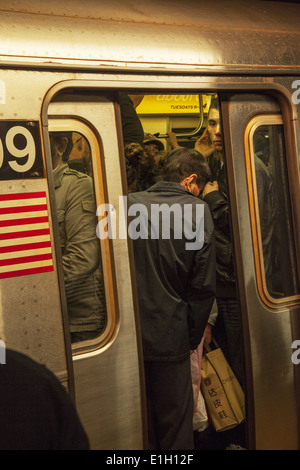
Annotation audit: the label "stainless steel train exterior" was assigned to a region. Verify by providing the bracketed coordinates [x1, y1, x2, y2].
[0, 0, 299, 450]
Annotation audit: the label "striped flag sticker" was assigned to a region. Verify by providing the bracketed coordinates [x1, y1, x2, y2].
[0, 191, 54, 279]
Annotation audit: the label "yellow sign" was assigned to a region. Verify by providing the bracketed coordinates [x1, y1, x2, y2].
[136, 95, 209, 115]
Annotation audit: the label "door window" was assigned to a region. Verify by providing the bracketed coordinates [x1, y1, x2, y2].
[246, 115, 300, 304]
[49, 119, 113, 348]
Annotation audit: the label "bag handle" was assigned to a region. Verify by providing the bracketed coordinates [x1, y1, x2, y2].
[203, 337, 220, 353]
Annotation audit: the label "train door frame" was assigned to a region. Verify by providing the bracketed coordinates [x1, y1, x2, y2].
[39, 76, 300, 449]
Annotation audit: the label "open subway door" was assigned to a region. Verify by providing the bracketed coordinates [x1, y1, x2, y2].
[220, 92, 300, 450]
[44, 85, 146, 450]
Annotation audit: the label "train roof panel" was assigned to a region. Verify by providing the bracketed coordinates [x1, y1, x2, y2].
[0, 0, 299, 71]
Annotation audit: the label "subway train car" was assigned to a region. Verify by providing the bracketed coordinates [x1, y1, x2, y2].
[0, 0, 299, 450]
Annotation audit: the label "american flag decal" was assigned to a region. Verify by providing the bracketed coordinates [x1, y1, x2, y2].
[0, 191, 54, 279]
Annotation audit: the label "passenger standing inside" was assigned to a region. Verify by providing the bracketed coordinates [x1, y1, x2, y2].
[119, 93, 144, 146]
[195, 97, 245, 389]
[68, 132, 92, 177]
[125, 142, 156, 192]
[143, 133, 165, 182]
[50, 132, 106, 343]
[119, 94, 159, 190]
[129, 147, 216, 450]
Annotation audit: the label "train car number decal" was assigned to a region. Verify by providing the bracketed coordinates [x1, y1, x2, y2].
[0, 121, 43, 179]
[0, 191, 53, 279]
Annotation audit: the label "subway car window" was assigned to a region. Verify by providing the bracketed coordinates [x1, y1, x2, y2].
[49, 127, 107, 346]
[250, 120, 300, 301]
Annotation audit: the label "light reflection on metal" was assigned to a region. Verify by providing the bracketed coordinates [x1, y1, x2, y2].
[0, 0, 298, 70]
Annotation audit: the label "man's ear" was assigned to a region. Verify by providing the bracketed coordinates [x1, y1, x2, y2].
[180, 173, 197, 190]
[188, 174, 198, 184]
[186, 173, 198, 186]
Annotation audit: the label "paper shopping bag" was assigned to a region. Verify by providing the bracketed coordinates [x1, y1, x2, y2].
[200, 342, 245, 432]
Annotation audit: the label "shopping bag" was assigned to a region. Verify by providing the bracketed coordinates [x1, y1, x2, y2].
[200, 340, 245, 432]
[193, 388, 209, 432]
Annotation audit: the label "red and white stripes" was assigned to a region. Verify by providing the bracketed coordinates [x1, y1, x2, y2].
[0, 191, 53, 279]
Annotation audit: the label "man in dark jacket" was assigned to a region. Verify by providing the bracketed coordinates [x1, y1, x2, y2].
[129, 147, 216, 450]
[197, 97, 246, 393]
